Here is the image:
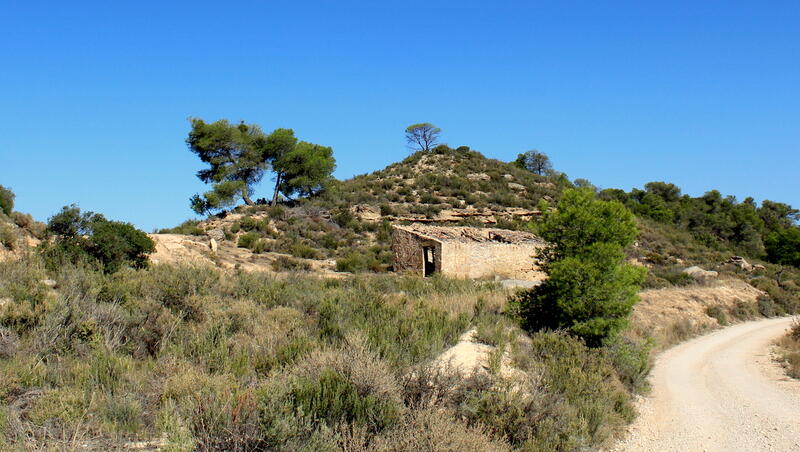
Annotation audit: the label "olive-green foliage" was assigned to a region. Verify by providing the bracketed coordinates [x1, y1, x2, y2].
[271, 256, 311, 272]
[0, 261, 489, 447]
[513, 150, 552, 176]
[236, 231, 261, 249]
[603, 336, 653, 394]
[601, 183, 800, 262]
[516, 243, 646, 346]
[0, 223, 16, 250]
[0, 185, 14, 216]
[275, 140, 336, 199]
[90, 221, 156, 273]
[290, 368, 399, 432]
[40, 205, 155, 273]
[311, 146, 560, 216]
[535, 188, 638, 259]
[765, 227, 800, 267]
[156, 220, 204, 235]
[187, 118, 270, 213]
[405, 123, 441, 152]
[776, 321, 800, 379]
[516, 189, 646, 346]
[0, 255, 643, 450]
[336, 247, 390, 273]
[706, 306, 728, 325]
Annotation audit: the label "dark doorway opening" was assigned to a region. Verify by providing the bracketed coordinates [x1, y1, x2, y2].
[423, 246, 436, 276]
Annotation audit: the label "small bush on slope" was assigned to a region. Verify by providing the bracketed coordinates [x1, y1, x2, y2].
[776, 320, 800, 379]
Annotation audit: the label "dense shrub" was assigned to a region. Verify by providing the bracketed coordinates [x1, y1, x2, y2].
[157, 219, 204, 235]
[765, 227, 800, 267]
[706, 306, 728, 325]
[40, 205, 154, 273]
[0, 185, 14, 216]
[237, 232, 261, 249]
[0, 224, 16, 250]
[271, 256, 311, 272]
[89, 221, 155, 272]
[776, 320, 800, 379]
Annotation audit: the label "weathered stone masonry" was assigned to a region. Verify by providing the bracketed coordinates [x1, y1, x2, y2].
[391, 225, 547, 280]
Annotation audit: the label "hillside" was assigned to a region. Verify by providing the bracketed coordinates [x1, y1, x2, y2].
[153, 146, 567, 274]
[150, 146, 800, 317]
[311, 146, 563, 222]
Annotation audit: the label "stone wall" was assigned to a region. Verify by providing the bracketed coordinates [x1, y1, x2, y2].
[393, 227, 545, 280]
[439, 241, 546, 280]
[391, 227, 441, 276]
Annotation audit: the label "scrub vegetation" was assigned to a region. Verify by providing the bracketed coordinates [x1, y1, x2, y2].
[0, 256, 645, 451]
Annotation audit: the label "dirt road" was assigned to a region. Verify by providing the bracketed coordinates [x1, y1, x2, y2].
[614, 317, 800, 452]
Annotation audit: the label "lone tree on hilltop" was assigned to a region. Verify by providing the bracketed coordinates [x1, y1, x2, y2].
[513, 188, 646, 346]
[187, 118, 269, 213]
[514, 150, 552, 176]
[187, 118, 336, 213]
[405, 123, 441, 152]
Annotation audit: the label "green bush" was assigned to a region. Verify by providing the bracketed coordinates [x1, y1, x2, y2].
[40, 205, 154, 273]
[239, 216, 266, 232]
[156, 220, 204, 235]
[604, 336, 653, 393]
[729, 300, 758, 320]
[290, 368, 399, 432]
[757, 296, 777, 317]
[271, 256, 311, 272]
[706, 306, 728, 325]
[0, 185, 13, 216]
[237, 232, 261, 249]
[516, 242, 646, 347]
[89, 221, 155, 273]
[0, 224, 16, 250]
[765, 227, 800, 267]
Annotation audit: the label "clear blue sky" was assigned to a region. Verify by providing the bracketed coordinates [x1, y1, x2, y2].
[2, 1, 798, 231]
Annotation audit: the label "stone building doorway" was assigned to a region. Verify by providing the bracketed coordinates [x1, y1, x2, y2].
[423, 246, 436, 276]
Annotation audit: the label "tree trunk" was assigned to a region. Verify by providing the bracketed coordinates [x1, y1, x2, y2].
[271, 173, 282, 206]
[242, 186, 254, 206]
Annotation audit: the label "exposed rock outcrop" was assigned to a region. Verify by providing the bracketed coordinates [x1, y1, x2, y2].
[682, 266, 719, 279]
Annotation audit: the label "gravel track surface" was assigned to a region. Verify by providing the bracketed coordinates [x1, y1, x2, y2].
[614, 317, 800, 452]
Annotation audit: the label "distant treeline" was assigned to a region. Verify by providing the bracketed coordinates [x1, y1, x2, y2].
[598, 182, 799, 266]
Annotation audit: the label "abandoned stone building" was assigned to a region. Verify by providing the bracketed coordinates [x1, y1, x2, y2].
[391, 225, 547, 280]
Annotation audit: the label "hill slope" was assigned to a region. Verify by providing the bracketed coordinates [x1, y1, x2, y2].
[153, 146, 568, 273]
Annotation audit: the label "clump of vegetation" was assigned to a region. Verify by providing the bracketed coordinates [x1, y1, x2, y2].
[776, 320, 800, 379]
[0, 185, 14, 216]
[39, 205, 154, 273]
[706, 306, 728, 325]
[271, 256, 311, 272]
[156, 219, 205, 235]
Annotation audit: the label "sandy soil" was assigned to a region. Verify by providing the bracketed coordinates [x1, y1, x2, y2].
[614, 316, 800, 452]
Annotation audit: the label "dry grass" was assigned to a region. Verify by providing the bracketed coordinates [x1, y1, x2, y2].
[775, 319, 800, 379]
[629, 278, 763, 349]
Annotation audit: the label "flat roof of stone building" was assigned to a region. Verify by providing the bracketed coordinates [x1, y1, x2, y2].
[393, 224, 545, 245]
